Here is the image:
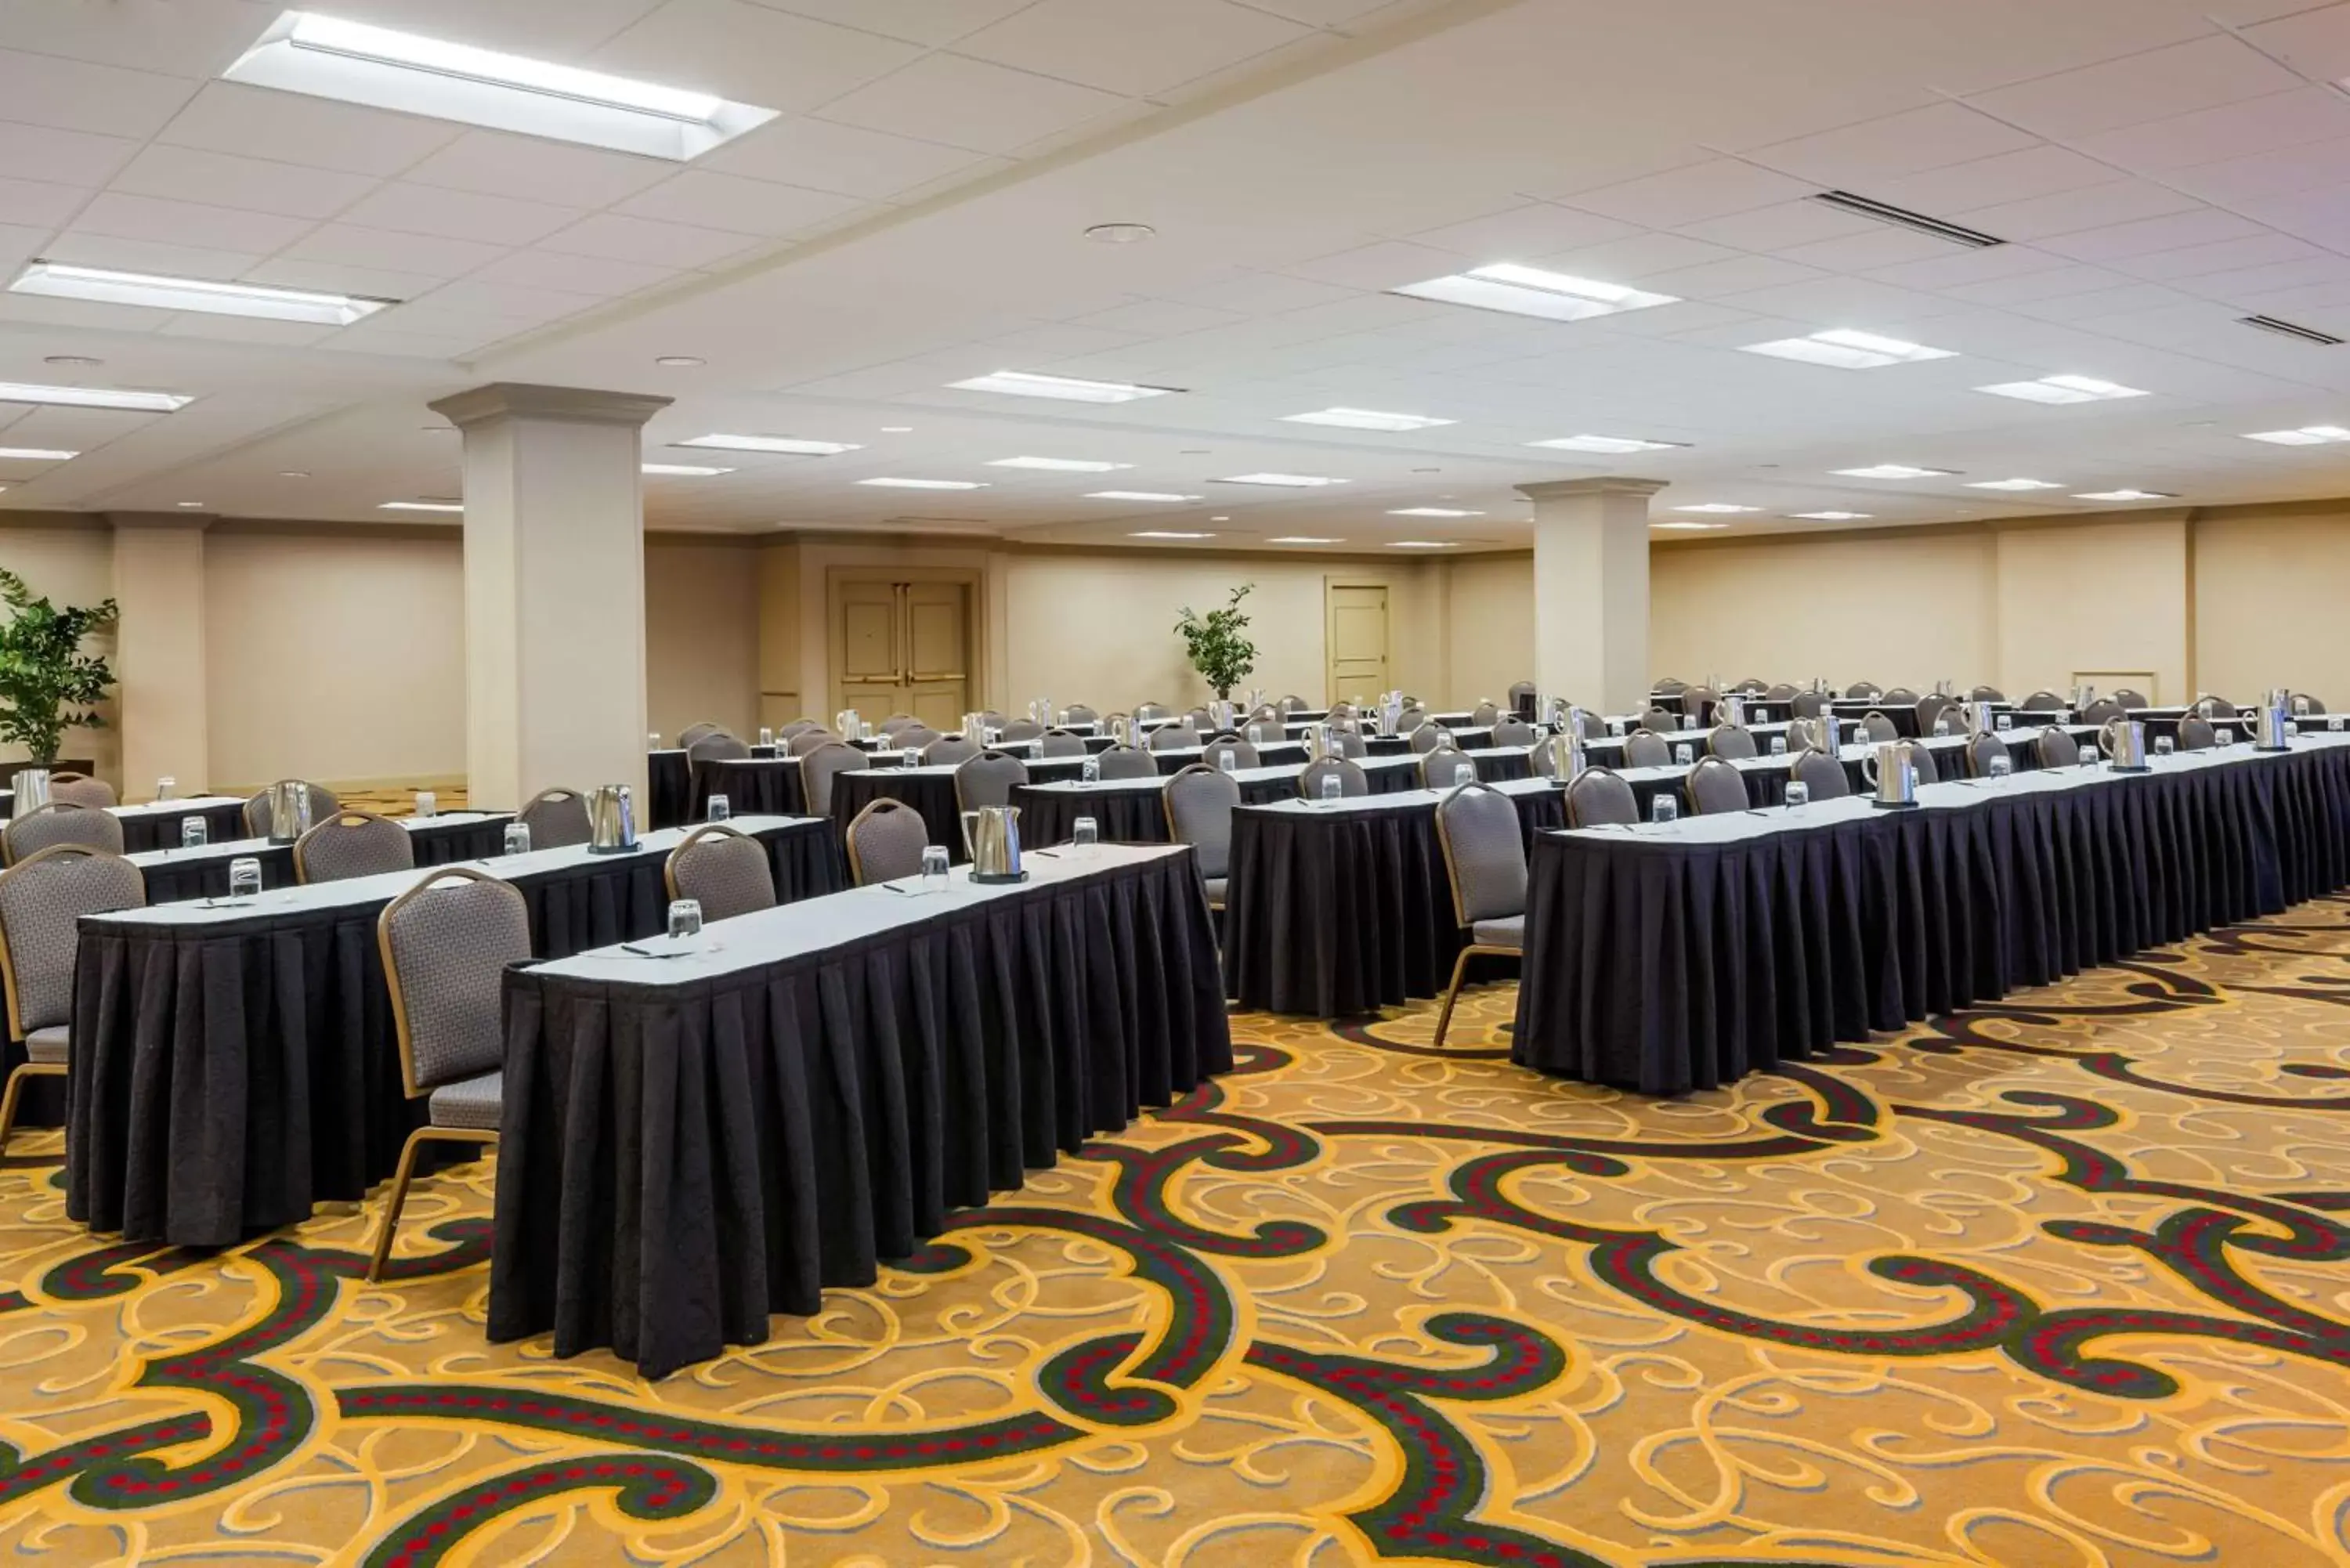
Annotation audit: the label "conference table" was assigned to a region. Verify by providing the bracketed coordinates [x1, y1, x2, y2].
[487, 841, 1232, 1377]
[65, 815, 844, 1248]
[1513, 731, 2350, 1096]
[124, 813, 512, 901]
[0, 793, 251, 852]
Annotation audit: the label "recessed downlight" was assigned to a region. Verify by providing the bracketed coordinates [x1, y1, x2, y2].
[1268, 536, 1343, 544]
[1086, 222, 1156, 244]
[642, 462, 733, 476]
[1791, 511, 1871, 520]
[0, 446, 78, 462]
[655, 356, 705, 367]
[1671, 503, 1761, 514]
[1652, 520, 1728, 531]
[1386, 540, 1459, 548]
[1088, 490, 1202, 502]
[1130, 529, 1213, 539]
[2073, 489, 2178, 501]
[380, 500, 463, 512]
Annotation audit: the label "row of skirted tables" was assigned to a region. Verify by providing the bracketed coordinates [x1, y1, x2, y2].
[48, 698, 2350, 1378]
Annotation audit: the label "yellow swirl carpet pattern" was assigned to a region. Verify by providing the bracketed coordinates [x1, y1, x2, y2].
[9, 901, 2350, 1566]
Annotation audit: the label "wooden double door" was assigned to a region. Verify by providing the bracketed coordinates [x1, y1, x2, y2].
[836, 577, 971, 730]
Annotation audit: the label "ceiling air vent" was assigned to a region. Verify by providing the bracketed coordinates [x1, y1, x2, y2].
[2240, 314, 2345, 347]
[1810, 190, 2005, 249]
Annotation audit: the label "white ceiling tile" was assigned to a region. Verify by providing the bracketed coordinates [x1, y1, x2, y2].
[2225, 276, 2350, 316]
[240, 256, 452, 302]
[1638, 255, 1829, 298]
[1278, 239, 1465, 290]
[815, 53, 1133, 154]
[1676, 200, 1879, 252]
[1953, 179, 2202, 241]
[0, 224, 51, 276]
[0, 176, 90, 230]
[1071, 298, 1252, 335]
[538, 213, 765, 268]
[695, 116, 993, 198]
[278, 223, 511, 280]
[157, 314, 337, 347]
[42, 231, 264, 280]
[0, 121, 140, 188]
[0, 293, 168, 332]
[1863, 244, 2077, 291]
[2182, 255, 2350, 302]
[1535, 232, 1742, 280]
[1705, 276, 1971, 328]
[1402, 202, 1639, 262]
[1174, 271, 1359, 315]
[404, 279, 611, 323]
[2010, 282, 2208, 321]
[336, 183, 586, 247]
[0, 47, 201, 139]
[594, 0, 924, 115]
[954, 0, 1313, 96]
[2163, 136, 2350, 204]
[1744, 102, 2041, 184]
[1560, 158, 1816, 229]
[1770, 227, 1972, 271]
[613, 171, 866, 237]
[1963, 34, 2303, 141]
[1866, 145, 2118, 218]
[2037, 208, 2272, 262]
[313, 321, 482, 359]
[2080, 88, 2350, 175]
[468, 250, 685, 297]
[108, 145, 378, 222]
[399, 132, 674, 208]
[1938, 262, 2140, 305]
[2113, 233, 2326, 281]
[68, 190, 313, 253]
[740, 0, 1035, 46]
[158, 82, 462, 177]
[2242, 3, 2350, 81]
[1228, 0, 1420, 24]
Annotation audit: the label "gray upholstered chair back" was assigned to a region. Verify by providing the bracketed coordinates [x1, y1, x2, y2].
[2081, 698, 2124, 725]
[1967, 732, 2008, 776]
[1506, 681, 1535, 710]
[1880, 686, 1919, 706]
[1622, 731, 1671, 768]
[1419, 748, 1479, 790]
[2196, 695, 2239, 717]
[1133, 702, 1172, 722]
[1297, 757, 1368, 799]
[1566, 768, 1639, 827]
[844, 797, 931, 884]
[1470, 700, 1500, 727]
[999, 719, 1045, 742]
[48, 773, 116, 809]
[1682, 686, 1721, 724]
[1278, 695, 1309, 715]
[517, 787, 592, 849]
[800, 742, 870, 816]
[2294, 692, 2327, 714]
[243, 781, 339, 837]
[2037, 727, 2081, 767]
[689, 732, 752, 764]
[784, 729, 838, 757]
[1764, 683, 1799, 701]
[1906, 743, 1940, 785]
[0, 845, 143, 1035]
[1914, 694, 1949, 733]
[1408, 724, 1451, 755]
[1323, 728, 1367, 759]
[1791, 691, 1829, 718]
[1162, 763, 1240, 880]
[954, 750, 1030, 811]
[1859, 711, 1899, 744]
[1397, 706, 1429, 732]
[1145, 724, 1201, 753]
[1201, 734, 1257, 771]
[1037, 728, 1087, 757]
[1845, 681, 1881, 699]
[2108, 688, 2146, 710]
[1654, 677, 1687, 694]
[2019, 690, 2065, 710]
[878, 714, 920, 735]
[1325, 701, 1357, 721]
[1492, 719, 1537, 748]
[1708, 725, 1757, 760]
[295, 810, 415, 884]
[1183, 706, 1211, 730]
[895, 724, 942, 754]
[1094, 745, 1159, 780]
[777, 718, 821, 739]
[1970, 685, 2006, 702]
[1064, 704, 1100, 724]
[678, 721, 728, 747]
[666, 823, 776, 921]
[1791, 747, 1849, 800]
[921, 733, 981, 767]
[1736, 677, 1769, 694]
[2178, 714, 2218, 751]
[1435, 783, 1526, 927]
[4, 803, 124, 865]
[377, 868, 530, 1098]
[1640, 705, 1678, 732]
[1684, 757, 1748, 815]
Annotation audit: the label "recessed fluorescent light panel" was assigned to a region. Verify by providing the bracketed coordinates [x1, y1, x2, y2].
[1215, 473, 1345, 487]
[858, 478, 987, 490]
[642, 463, 732, 476]
[1528, 434, 1689, 453]
[11, 261, 394, 325]
[1282, 407, 1455, 432]
[0, 446, 77, 461]
[2243, 425, 2350, 445]
[1672, 503, 1761, 514]
[947, 370, 1174, 403]
[1269, 536, 1343, 544]
[1791, 511, 1872, 520]
[1652, 521, 1728, 531]
[1832, 464, 1956, 479]
[223, 12, 778, 160]
[1386, 540, 1459, 547]
[1130, 531, 1214, 540]
[1965, 478, 2065, 491]
[380, 500, 463, 512]
[0, 381, 190, 413]
[1392, 263, 1679, 323]
[1088, 490, 1203, 502]
[1976, 374, 2146, 404]
[987, 456, 1133, 472]
[1741, 329, 1956, 369]
[674, 434, 859, 455]
[2074, 489, 2178, 501]
[1388, 508, 1483, 518]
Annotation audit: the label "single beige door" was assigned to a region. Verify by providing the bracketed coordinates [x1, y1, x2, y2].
[837, 578, 906, 721]
[1326, 583, 1390, 706]
[904, 581, 969, 729]
[830, 576, 971, 725]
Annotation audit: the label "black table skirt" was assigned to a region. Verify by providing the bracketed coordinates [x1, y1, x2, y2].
[693, 757, 802, 821]
[131, 817, 514, 905]
[833, 761, 1090, 864]
[120, 801, 250, 854]
[649, 752, 692, 830]
[487, 848, 1234, 1377]
[1226, 788, 1567, 1017]
[1512, 745, 2350, 1097]
[63, 819, 844, 1247]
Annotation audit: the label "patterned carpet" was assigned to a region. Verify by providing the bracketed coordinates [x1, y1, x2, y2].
[9, 903, 2350, 1566]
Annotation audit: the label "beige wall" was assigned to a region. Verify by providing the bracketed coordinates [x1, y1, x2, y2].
[2193, 505, 2350, 702]
[1444, 553, 1535, 707]
[645, 537, 760, 746]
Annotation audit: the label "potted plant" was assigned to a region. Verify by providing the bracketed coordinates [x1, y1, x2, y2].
[0, 569, 117, 767]
[1173, 583, 1257, 700]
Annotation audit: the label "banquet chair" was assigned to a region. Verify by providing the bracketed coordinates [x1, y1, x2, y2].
[1905, 745, 1940, 785]
[895, 724, 942, 753]
[1146, 724, 1201, 753]
[978, 710, 1008, 730]
[1845, 681, 1881, 699]
[1653, 677, 1687, 695]
[665, 822, 775, 922]
[0, 844, 143, 1151]
[801, 742, 870, 815]
[878, 714, 920, 736]
[1037, 728, 1087, 757]
[1408, 724, 1453, 755]
[1133, 703, 1173, 722]
[1791, 691, 1830, 719]
[999, 719, 1045, 743]
[517, 787, 593, 849]
[1095, 746, 1159, 781]
[2195, 695, 2239, 717]
[1623, 732, 1672, 768]
[367, 867, 530, 1280]
[2019, 690, 2065, 711]
[1201, 734, 1258, 771]
[1063, 704, 1100, 725]
[844, 797, 931, 885]
[1506, 680, 1536, 714]
[1682, 686, 1722, 724]
[1493, 720, 1537, 748]
[1881, 686, 1920, 706]
[1564, 767, 1639, 826]
[2080, 699, 2124, 725]
[1430, 782, 1528, 1049]
[1859, 711, 1899, 744]
[1184, 706, 1212, 731]
[1967, 685, 2004, 702]
[1397, 706, 1430, 733]
[293, 810, 414, 884]
[2295, 693, 2328, 714]
[1684, 757, 1750, 815]
[1708, 724, 1757, 760]
[3, 803, 123, 865]
[1325, 702, 1358, 721]
[954, 750, 1030, 811]
[2178, 714, 2218, 751]
[1737, 678, 1770, 694]
[1321, 728, 1368, 759]
[1640, 705, 1678, 732]
[1470, 700, 1500, 727]
[1162, 764, 1239, 912]
[1764, 683, 1799, 702]
[778, 719, 821, 740]
[784, 730, 837, 758]
[242, 781, 340, 838]
[48, 773, 117, 809]
[1278, 694, 1310, 715]
[1297, 757, 1368, 799]
[2036, 728, 2082, 768]
[1420, 747, 1478, 790]
[1965, 733, 2009, 777]
[921, 734, 981, 767]
[1790, 746, 1849, 800]
[1914, 694, 1949, 734]
[691, 732, 754, 766]
[2111, 688, 2148, 710]
[678, 721, 728, 747]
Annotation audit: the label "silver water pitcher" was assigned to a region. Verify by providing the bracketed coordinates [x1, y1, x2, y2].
[1861, 741, 1922, 808]
[960, 804, 1025, 883]
[1300, 722, 1332, 761]
[266, 779, 313, 843]
[586, 783, 637, 854]
[11, 768, 49, 818]
[2257, 689, 2294, 750]
[1935, 677, 1954, 698]
[1791, 714, 1838, 755]
[835, 707, 862, 740]
[1209, 698, 1235, 733]
[1965, 700, 1996, 735]
[2102, 717, 2149, 770]
[961, 710, 989, 742]
[1722, 692, 1746, 728]
[1540, 730, 1586, 782]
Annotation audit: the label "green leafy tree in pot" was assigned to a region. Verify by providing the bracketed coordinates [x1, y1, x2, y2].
[1174, 583, 1257, 700]
[0, 569, 117, 767]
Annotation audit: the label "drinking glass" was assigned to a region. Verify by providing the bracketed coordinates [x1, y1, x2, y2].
[1607, 718, 1625, 736]
[2081, 742, 2101, 765]
[228, 856, 262, 899]
[1674, 743, 1694, 766]
[1072, 816, 1099, 849]
[1679, 714, 1697, 731]
[921, 844, 950, 891]
[414, 789, 437, 818]
[181, 817, 208, 849]
[648, 732, 661, 747]
[1082, 756, 1100, 782]
[2332, 715, 2345, 732]
[2287, 720, 2301, 739]
[155, 775, 175, 801]
[1769, 736, 1786, 757]
[1321, 773, 1343, 803]
[1217, 750, 1238, 773]
[1989, 754, 2012, 779]
[1994, 714, 2012, 732]
[707, 793, 731, 822]
[1651, 794, 1679, 824]
[2216, 727, 2236, 745]
[504, 822, 532, 855]
[1453, 761, 1475, 787]
[667, 898, 703, 940]
[1784, 780, 1810, 808]
[2153, 735, 2174, 757]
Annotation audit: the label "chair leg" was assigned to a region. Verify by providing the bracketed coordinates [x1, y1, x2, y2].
[1431, 947, 1478, 1047]
[365, 1129, 429, 1283]
[0, 1063, 64, 1152]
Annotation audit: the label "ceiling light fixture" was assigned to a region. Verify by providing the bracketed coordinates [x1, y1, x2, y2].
[0, 446, 78, 462]
[1393, 262, 1679, 323]
[42, 355, 100, 367]
[1086, 222, 1155, 244]
[2073, 489, 2178, 501]
[1832, 463, 1956, 479]
[1088, 490, 1203, 502]
[947, 370, 1175, 403]
[880, 426, 913, 433]
[1672, 503, 1762, 514]
[379, 500, 464, 512]
[642, 462, 733, 476]
[1742, 329, 1955, 369]
[655, 356, 704, 367]
[1652, 520, 1729, 531]
[175, 500, 205, 509]
[1388, 507, 1483, 518]
[1130, 530, 1213, 540]
[1528, 434, 1689, 453]
[277, 470, 311, 479]
[0, 380, 190, 413]
[1976, 374, 2146, 404]
[9, 261, 394, 325]
[1386, 540, 1459, 547]
[1791, 511, 1872, 520]
[223, 12, 778, 160]
[675, 433, 860, 455]
[987, 456, 1133, 472]
[1965, 477, 2065, 491]
[2243, 425, 2350, 445]
[858, 477, 987, 490]
[1215, 473, 1345, 487]
[1268, 536, 1343, 544]
[1282, 407, 1455, 432]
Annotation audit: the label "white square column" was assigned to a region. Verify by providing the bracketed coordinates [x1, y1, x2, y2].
[1519, 476, 1666, 717]
[428, 383, 671, 812]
